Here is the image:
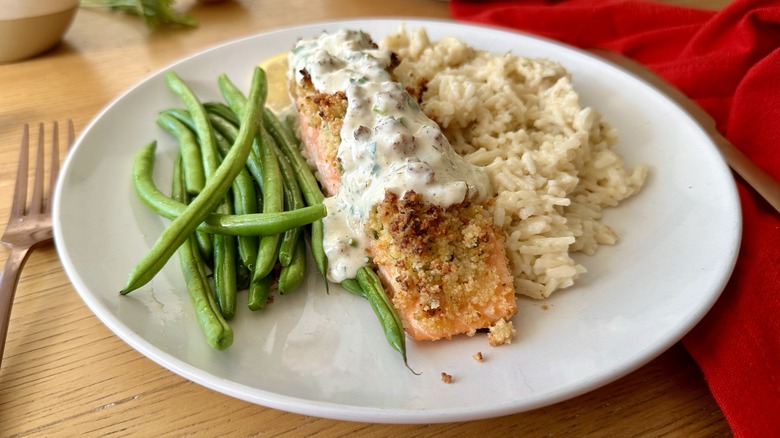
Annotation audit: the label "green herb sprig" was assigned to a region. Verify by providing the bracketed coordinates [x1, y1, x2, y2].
[80, 0, 198, 29]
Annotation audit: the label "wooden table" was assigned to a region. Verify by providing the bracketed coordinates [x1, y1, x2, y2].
[0, 0, 734, 436]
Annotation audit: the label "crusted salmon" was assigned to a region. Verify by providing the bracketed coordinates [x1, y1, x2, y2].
[288, 29, 517, 341]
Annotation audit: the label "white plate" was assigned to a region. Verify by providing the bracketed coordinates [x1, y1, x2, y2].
[53, 18, 741, 423]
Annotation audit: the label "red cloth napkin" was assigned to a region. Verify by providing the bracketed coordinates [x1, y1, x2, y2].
[449, 0, 780, 436]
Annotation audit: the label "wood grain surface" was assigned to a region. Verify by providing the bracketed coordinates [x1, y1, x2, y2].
[0, 1, 734, 436]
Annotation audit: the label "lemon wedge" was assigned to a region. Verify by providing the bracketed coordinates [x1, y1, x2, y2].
[259, 51, 291, 113]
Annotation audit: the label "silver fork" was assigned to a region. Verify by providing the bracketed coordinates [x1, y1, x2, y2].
[0, 121, 73, 369]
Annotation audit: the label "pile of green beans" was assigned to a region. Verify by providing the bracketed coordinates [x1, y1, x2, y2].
[121, 67, 327, 350]
[121, 67, 413, 370]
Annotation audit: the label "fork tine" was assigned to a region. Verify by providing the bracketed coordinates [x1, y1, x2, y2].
[49, 122, 60, 211]
[66, 119, 75, 147]
[45, 120, 70, 212]
[10, 124, 30, 218]
[29, 123, 47, 216]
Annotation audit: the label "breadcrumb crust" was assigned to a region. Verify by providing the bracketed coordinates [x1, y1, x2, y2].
[369, 191, 517, 341]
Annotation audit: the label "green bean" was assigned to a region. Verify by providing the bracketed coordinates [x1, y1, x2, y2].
[156, 111, 205, 195]
[199, 205, 323, 235]
[166, 71, 219, 176]
[211, 178, 238, 319]
[164, 107, 239, 153]
[230, 185, 259, 269]
[201, 108, 266, 196]
[168, 73, 239, 317]
[263, 108, 328, 282]
[193, 225, 214, 268]
[194, 102, 268, 286]
[213, 230, 238, 319]
[277, 186, 297, 267]
[156, 112, 216, 263]
[275, 143, 304, 267]
[212, 128, 248, 317]
[204, 101, 240, 126]
[207, 111, 241, 144]
[263, 108, 323, 205]
[217, 73, 248, 120]
[120, 66, 267, 295]
[181, 233, 234, 351]
[212, 125, 259, 271]
[131, 135, 325, 237]
[356, 266, 411, 369]
[212, 75, 269, 207]
[160, 107, 190, 122]
[255, 178, 264, 211]
[282, 115, 298, 141]
[309, 221, 327, 289]
[247, 271, 274, 311]
[339, 278, 363, 296]
[278, 237, 306, 295]
[173, 156, 233, 350]
[236, 258, 251, 291]
[212, 76, 268, 198]
[252, 127, 284, 283]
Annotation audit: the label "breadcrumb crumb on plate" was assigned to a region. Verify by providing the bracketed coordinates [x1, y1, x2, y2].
[488, 319, 516, 347]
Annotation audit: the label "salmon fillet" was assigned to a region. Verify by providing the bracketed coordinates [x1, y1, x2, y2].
[294, 71, 346, 197]
[289, 33, 517, 341]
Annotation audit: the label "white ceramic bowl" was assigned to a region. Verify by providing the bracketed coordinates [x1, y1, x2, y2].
[0, 0, 78, 64]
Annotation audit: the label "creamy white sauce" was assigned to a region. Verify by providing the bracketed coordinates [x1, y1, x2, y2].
[289, 29, 490, 282]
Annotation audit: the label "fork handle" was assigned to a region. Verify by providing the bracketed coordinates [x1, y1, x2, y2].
[0, 246, 32, 370]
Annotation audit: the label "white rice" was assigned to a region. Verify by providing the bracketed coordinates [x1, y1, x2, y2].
[381, 27, 648, 299]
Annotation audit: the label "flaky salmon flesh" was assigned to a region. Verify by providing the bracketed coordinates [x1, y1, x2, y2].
[290, 66, 517, 342]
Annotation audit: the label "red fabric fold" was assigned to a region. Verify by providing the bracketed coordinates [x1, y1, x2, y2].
[450, 1, 780, 436]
